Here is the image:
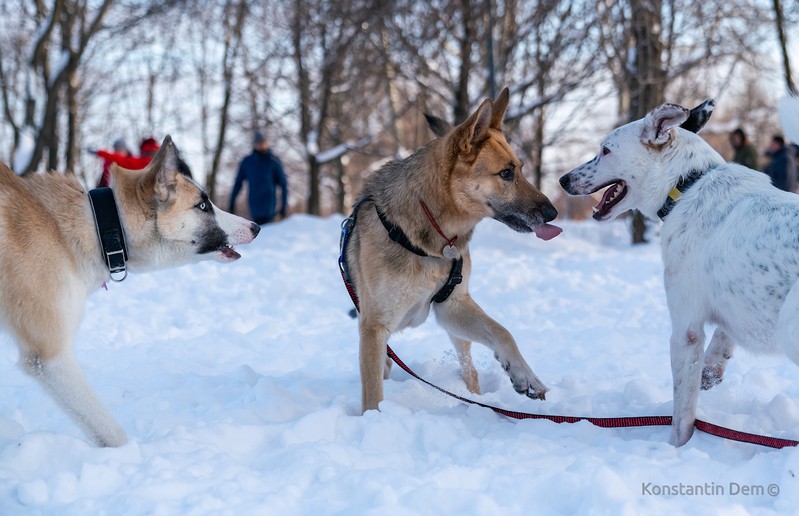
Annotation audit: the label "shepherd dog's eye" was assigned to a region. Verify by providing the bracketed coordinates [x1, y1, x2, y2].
[602, 146, 611, 156]
[499, 168, 514, 181]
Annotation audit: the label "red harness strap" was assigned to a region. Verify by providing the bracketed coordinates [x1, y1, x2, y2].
[384, 346, 799, 449]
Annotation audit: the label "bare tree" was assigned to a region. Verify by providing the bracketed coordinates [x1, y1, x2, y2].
[773, 0, 797, 94]
[207, 0, 249, 199]
[597, 0, 774, 243]
[20, 0, 115, 175]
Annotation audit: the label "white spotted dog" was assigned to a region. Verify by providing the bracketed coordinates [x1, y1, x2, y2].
[559, 100, 799, 447]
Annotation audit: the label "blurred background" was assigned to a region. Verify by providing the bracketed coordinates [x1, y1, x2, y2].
[0, 0, 796, 240]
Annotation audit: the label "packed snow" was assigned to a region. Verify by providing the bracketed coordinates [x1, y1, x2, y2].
[1, 215, 798, 514]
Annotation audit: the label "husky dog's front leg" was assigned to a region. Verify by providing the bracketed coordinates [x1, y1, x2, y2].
[358, 316, 391, 413]
[434, 295, 548, 400]
[669, 323, 706, 447]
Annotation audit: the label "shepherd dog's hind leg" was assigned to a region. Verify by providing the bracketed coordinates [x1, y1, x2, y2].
[448, 334, 480, 394]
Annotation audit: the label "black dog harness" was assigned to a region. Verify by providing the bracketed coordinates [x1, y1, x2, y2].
[88, 187, 129, 282]
[657, 166, 717, 220]
[339, 197, 463, 312]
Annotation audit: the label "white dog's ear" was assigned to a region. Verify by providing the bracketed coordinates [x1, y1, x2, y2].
[148, 135, 181, 203]
[640, 103, 690, 146]
[680, 99, 715, 134]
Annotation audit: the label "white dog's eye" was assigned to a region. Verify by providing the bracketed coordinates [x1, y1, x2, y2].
[601, 146, 611, 156]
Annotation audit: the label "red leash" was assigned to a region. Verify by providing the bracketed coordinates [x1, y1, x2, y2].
[339, 211, 797, 449]
[385, 346, 798, 449]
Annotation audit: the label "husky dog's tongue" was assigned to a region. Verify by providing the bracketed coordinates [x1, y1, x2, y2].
[532, 223, 562, 241]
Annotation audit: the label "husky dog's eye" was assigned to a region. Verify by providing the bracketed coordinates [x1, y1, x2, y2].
[499, 168, 514, 181]
[196, 201, 207, 211]
[601, 146, 611, 156]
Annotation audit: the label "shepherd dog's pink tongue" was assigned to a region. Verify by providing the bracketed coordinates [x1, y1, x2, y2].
[532, 223, 562, 241]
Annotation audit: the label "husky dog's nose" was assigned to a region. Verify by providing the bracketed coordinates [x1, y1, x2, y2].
[250, 222, 261, 237]
[540, 202, 558, 222]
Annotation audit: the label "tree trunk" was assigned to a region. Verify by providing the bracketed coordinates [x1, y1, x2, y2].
[65, 68, 78, 174]
[379, 23, 402, 158]
[453, 0, 475, 124]
[308, 157, 320, 215]
[207, 0, 248, 199]
[292, 0, 318, 215]
[628, 0, 665, 244]
[22, 0, 114, 175]
[773, 0, 797, 95]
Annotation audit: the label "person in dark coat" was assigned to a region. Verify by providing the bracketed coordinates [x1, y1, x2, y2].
[729, 128, 759, 170]
[764, 135, 797, 193]
[229, 131, 288, 224]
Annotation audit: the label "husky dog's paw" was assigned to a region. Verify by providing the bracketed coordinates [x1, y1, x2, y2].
[701, 364, 724, 390]
[495, 353, 548, 400]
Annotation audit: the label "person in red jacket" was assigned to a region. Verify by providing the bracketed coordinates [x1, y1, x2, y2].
[94, 137, 161, 187]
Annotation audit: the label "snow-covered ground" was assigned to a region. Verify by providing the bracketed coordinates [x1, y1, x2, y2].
[1, 215, 798, 514]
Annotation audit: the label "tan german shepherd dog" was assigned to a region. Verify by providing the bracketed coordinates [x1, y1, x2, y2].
[0, 137, 260, 446]
[342, 88, 561, 412]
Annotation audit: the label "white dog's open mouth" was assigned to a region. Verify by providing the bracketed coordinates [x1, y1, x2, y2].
[592, 180, 628, 221]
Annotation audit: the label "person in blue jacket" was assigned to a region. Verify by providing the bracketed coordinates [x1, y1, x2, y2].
[229, 131, 288, 224]
[764, 135, 797, 193]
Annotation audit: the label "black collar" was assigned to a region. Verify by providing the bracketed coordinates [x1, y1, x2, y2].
[374, 205, 429, 257]
[657, 167, 714, 220]
[371, 202, 462, 303]
[88, 188, 129, 282]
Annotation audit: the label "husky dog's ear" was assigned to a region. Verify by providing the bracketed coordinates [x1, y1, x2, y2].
[679, 99, 715, 134]
[454, 98, 493, 154]
[424, 113, 452, 138]
[148, 135, 181, 203]
[490, 87, 510, 129]
[640, 103, 690, 146]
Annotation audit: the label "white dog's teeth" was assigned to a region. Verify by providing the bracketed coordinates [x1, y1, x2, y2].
[592, 207, 599, 213]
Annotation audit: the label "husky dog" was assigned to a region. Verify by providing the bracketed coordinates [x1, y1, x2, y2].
[341, 88, 561, 412]
[560, 100, 799, 446]
[0, 136, 260, 446]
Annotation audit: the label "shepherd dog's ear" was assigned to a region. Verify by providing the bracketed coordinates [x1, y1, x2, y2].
[424, 113, 452, 138]
[640, 103, 690, 147]
[452, 98, 494, 155]
[679, 99, 715, 134]
[489, 87, 510, 130]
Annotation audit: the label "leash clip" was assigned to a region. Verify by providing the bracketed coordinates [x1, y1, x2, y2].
[106, 249, 128, 282]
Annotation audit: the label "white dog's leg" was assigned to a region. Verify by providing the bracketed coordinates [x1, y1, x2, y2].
[447, 334, 480, 394]
[22, 351, 128, 447]
[701, 329, 734, 390]
[434, 295, 547, 400]
[669, 323, 706, 447]
[777, 280, 799, 366]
